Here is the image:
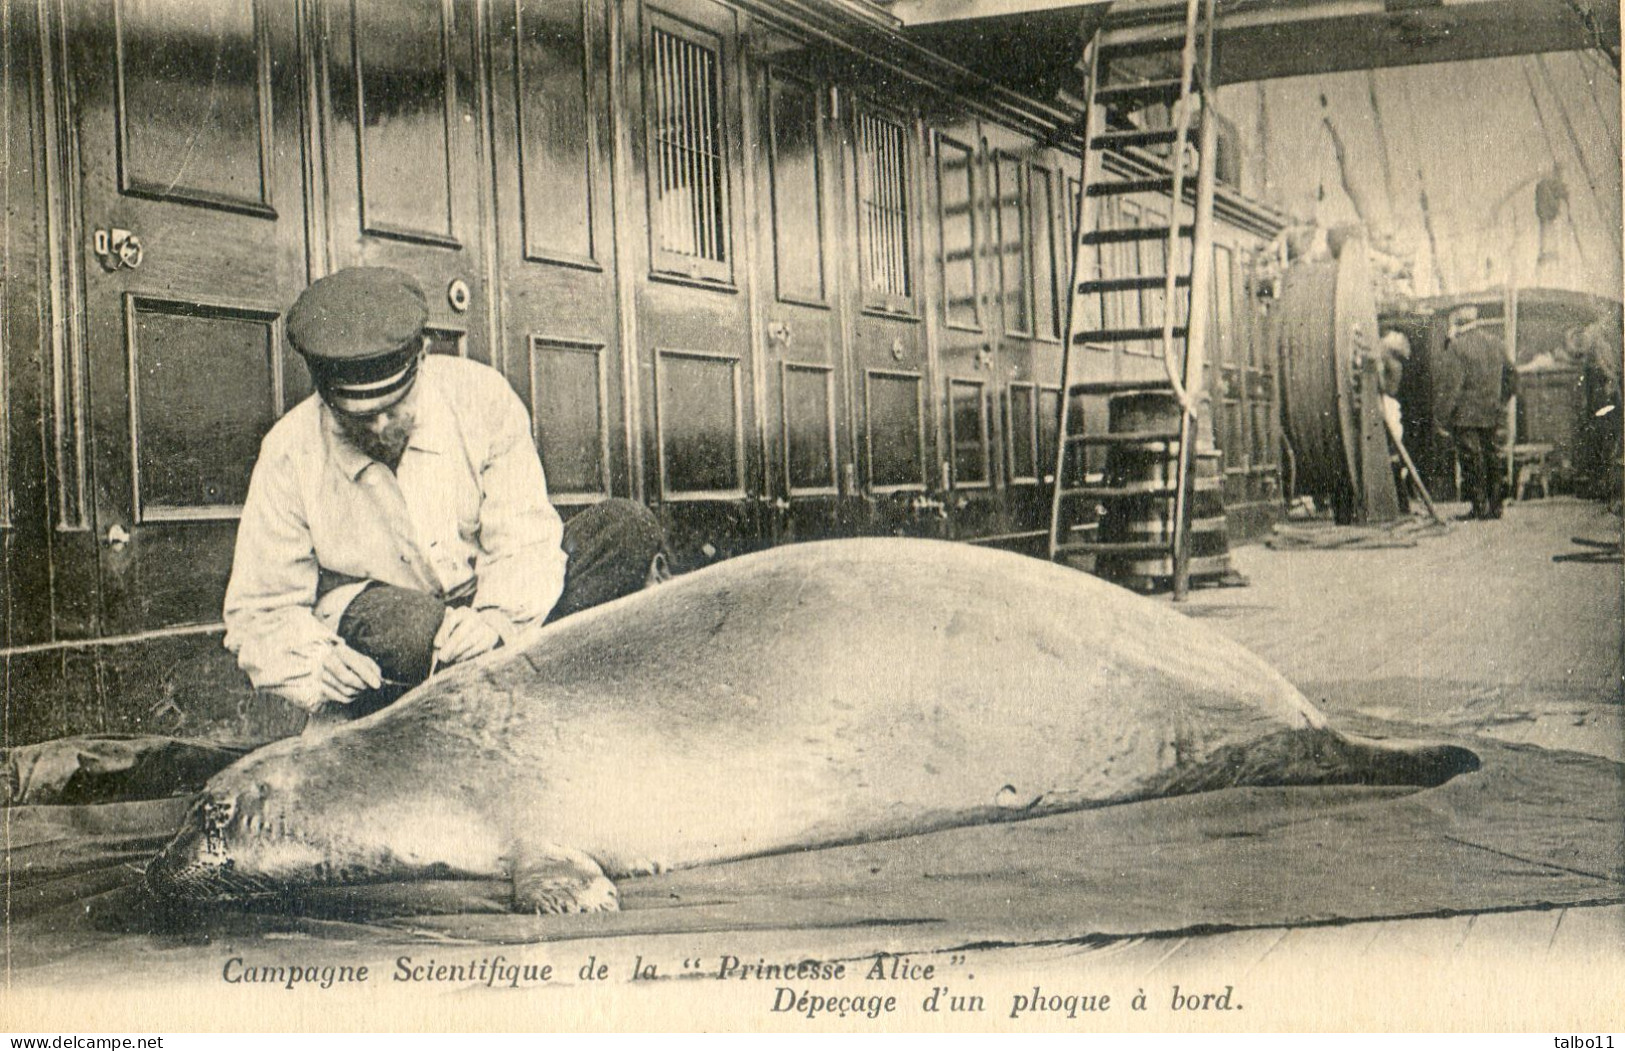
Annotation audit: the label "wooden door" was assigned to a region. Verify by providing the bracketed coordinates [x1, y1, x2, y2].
[752, 59, 852, 544]
[844, 98, 938, 537]
[629, 0, 760, 568]
[486, 0, 628, 508]
[318, 0, 490, 364]
[70, 0, 309, 633]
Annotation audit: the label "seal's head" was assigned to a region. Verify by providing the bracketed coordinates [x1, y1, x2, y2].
[145, 749, 337, 903]
[146, 725, 506, 903]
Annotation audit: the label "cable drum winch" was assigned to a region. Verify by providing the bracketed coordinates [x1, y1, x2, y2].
[1271, 242, 1381, 521]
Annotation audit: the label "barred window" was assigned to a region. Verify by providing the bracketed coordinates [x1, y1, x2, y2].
[856, 111, 912, 308]
[648, 23, 728, 279]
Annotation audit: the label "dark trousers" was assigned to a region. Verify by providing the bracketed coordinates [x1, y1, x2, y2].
[1453, 427, 1504, 517]
[321, 499, 665, 723]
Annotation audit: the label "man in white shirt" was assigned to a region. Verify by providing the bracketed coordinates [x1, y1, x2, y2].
[224, 267, 666, 725]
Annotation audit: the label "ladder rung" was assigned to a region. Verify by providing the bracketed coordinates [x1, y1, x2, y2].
[1091, 127, 1182, 152]
[1088, 176, 1176, 197]
[1078, 274, 1190, 295]
[1055, 540, 1175, 556]
[1059, 484, 1180, 500]
[1081, 225, 1194, 246]
[1098, 35, 1189, 61]
[1066, 378, 1176, 395]
[1067, 429, 1183, 446]
[1095, 78, 1185, 110]
[1074, 325, 1187, 345]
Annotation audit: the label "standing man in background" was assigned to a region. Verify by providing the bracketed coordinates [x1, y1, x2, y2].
[1376, 328, 1412, 513]
[1435, 306, 1517, 521]
[224, 267, 667, 728]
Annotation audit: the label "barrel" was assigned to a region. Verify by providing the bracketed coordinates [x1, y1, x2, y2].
[1096, 391, 1233, 587]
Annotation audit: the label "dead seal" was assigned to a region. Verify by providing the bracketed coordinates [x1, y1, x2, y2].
[147, 538, 1477, 912]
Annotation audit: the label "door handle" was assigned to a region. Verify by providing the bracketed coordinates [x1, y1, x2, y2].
[105, 523, 130, 550]
[93, 228, 143, 271]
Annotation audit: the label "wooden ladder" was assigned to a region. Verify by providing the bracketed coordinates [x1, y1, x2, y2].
[1046, 0, 1221, 601]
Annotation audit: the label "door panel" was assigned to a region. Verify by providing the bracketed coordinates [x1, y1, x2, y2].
[321, 0, 489, 363]
[72, 0, 308, 633]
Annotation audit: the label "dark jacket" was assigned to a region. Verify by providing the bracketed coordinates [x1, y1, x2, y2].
[1437, 325, 1515, 430]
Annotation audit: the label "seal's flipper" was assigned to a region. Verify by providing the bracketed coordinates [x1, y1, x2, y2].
[509, 843, 620, 914]
[592, 849, 670, 879]
[1143, 727, 1481, 797]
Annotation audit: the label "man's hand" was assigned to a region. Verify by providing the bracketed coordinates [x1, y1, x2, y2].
[434, 606, 504, 667]
[315, 642, 383, 706]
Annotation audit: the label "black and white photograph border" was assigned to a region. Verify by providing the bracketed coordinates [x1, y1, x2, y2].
[1, 0, 1621, 1033]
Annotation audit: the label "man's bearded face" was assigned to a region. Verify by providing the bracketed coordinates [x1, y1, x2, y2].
[332, 388, 418, 468]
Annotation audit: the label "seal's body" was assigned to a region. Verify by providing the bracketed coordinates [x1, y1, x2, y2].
[148, 540, 1476, 912]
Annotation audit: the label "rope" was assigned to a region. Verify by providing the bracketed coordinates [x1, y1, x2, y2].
[1534, 52, 1623, 255]
[1387, 75, 1449, 293]
[1266, 516, 1453, 551]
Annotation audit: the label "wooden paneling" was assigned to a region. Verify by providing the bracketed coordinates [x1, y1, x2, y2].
[991, 135, 1069, 539]
[766, 71, 825, 306]
[948, 377, 989, 487]
[123, 296, 282, 521]
[352, 0, 458, 245]
[845, 93, 932, 539]
[1006, 381, 1037, 484]
[321, 0, 489, 362]
[935, 133, 979, 332]
[515, 0, 598, 267]
[490, 0, 625, 503]
[754, 53, 850, 546]
[993, 150, 1028, 337]
[1210, 240, 1282, 536]
[114, 0, 274, 215]
[1030, 162, 1060, 342]
[3, 0, 60, 648]
[656, 347, 744, 497]
[864, 368, 926, 491]
[71, 0, 306, 636]
[781, 362, 838, 494]
[1037, 385, 1062, 485]
[631, 0, 759, 566]
[530, 336, 610, 498]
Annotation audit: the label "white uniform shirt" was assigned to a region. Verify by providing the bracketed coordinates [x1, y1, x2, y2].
[222, 355, 566, 710]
